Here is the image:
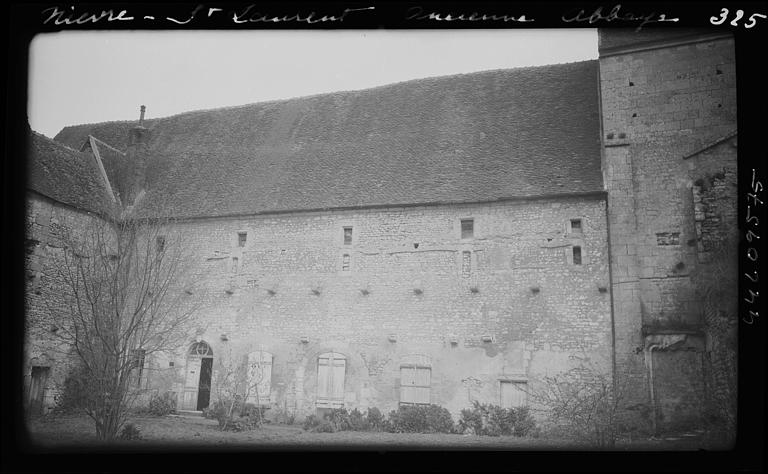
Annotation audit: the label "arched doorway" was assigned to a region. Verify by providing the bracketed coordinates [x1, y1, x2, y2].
[181, 341, 213, 411]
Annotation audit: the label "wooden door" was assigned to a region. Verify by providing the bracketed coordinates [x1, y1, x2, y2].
[181, 357, 201, 411]
[28, 367, 50, 415]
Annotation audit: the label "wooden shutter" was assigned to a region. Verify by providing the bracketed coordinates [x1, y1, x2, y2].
[400, 365, 430, 404]
[317, 353, 345, 407]
[246, 351, 273, 404]
[501, 381, 527, 408]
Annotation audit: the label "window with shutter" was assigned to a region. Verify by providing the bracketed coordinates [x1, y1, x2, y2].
[500, 380, 527, 408]
[400, 365, 431, 405]
[131, 349, 146, 387]
[246, 351, 273, 405]
[316, 352, 346, 408]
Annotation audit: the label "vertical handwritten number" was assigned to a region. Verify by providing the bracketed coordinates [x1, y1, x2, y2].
[729, 9, 744, 26]
[710, 8, 728, 24]
[746, 207, 759, 225]
[745, 13, 767, 28]
[752, 169, 763, 193]
[747, 248, 758, 261]
[744, 310, 760, 324]
[746, 230, 760, 243]
[744, 271, 758, 283]
[744, 289, 759, 304]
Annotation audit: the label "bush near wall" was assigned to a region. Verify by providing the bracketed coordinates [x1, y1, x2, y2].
[458, 401, 537, 437]
[303, 408, 385, 433]
[303, 405, 458, 434]
[387, 404, 455, 434]
[53, 366, 90, 414]
[135, 392, 177, 417]
[203, 399, 268, 431]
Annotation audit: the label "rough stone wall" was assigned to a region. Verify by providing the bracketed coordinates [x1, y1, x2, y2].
[144, 197, 612, 419]
[23, 192, 111, 413]
[598, 31, 737, 430]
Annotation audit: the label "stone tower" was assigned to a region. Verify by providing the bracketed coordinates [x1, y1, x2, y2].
[598, 28, 737, 431]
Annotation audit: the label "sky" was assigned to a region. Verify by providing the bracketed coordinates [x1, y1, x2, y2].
[28, 29, 597, 138]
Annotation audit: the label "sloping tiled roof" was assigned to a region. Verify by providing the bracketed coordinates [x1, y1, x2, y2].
[28, 130, 117, 217]
[55, 60, 603, 219]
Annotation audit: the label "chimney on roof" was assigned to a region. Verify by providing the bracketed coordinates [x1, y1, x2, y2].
[125, 105, 151, 209]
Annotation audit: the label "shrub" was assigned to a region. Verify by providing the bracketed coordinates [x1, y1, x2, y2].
[347, 408, 371, 431]
[387, 404, 454, 434]
[202, 399, 229, 426]
[146, 392, 176, 416]
[203, 398, 265, 431]
[458, 402, 536, 437]
[302, 414, 320, 431]
[119, 422, 141, 440]
[240, 403, 268, 421]
[302, 407, 389, 432]
[314, 419, 336, 433]
[366, 407, 386, 432]
[53, 367, 90, 414]
[327, 408, 351, 432]
[512, 407, 537, 437]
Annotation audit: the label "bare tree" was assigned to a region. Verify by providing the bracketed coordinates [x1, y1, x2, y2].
[529, 352, 632, 448]
[209, 349, 267, 431]
[44, 216, 197, 440]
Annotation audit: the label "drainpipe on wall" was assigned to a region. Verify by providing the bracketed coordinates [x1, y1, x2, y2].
[645, 344, 661, 435]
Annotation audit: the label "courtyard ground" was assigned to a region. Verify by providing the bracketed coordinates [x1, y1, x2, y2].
[25, 413, 724, 450]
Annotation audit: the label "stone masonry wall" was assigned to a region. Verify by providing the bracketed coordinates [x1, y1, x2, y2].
[599, 31, 736, 430]
[24, 192, 112, 413]
[144, 197, 612, 420]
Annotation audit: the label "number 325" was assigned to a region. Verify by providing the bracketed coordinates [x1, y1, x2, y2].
[710, 8, 766, 28]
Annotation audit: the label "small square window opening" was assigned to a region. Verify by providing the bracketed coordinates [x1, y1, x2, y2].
[461, 219, 474, 239]
[570, 219, 582, 233]
[343, 227, 353, 245]
[573, 246, 582, 265]
[238, 232, 247, 247]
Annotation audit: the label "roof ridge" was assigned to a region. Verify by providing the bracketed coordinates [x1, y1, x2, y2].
[59, 59, 597, 130]
[32, 129, 84, 154]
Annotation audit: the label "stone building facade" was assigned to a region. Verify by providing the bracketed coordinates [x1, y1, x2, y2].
[24, 29, 737, 431]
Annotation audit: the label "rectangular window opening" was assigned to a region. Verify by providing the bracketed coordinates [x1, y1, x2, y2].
[461, 251, 471, 277]
[232, 257, 239, 273]
[461, 219, 474, 239]
[342, 254, 350, 271]
[156, 236, 166, 253]
[570, 219, 582, 233]
[400, 365, 431, 405]
[131, 349, 146, 387]
[343, 227, 353, 245]
[500, 380, 527, 409]
[238, 232, 247, 247]
[572, 246, 582, 265]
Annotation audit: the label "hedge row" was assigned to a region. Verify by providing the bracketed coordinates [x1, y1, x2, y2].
[303, 403, 537, 437]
